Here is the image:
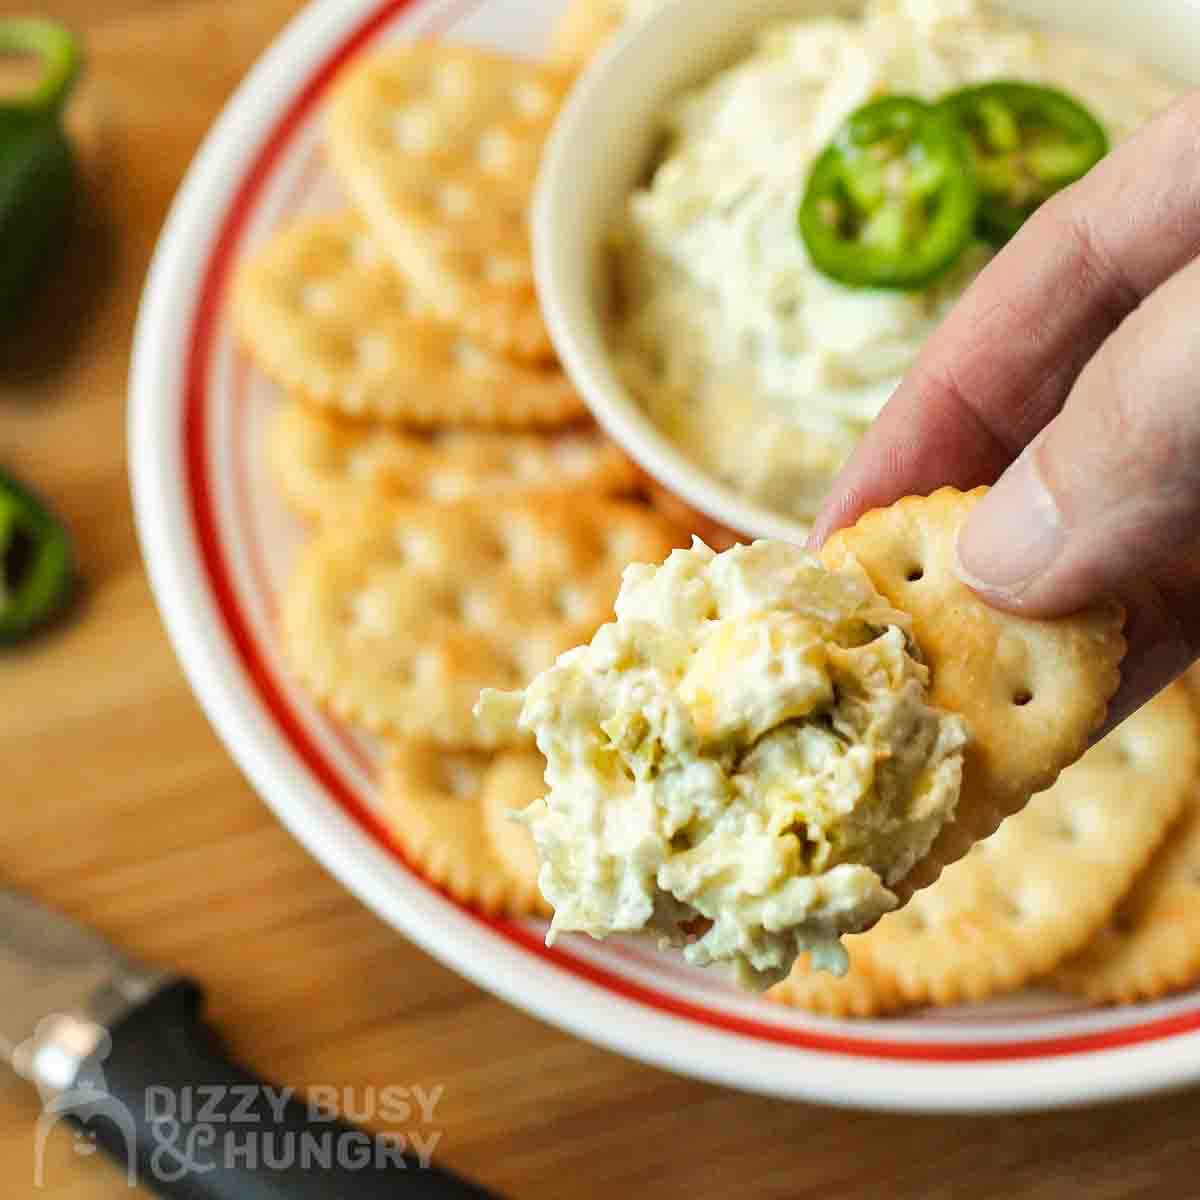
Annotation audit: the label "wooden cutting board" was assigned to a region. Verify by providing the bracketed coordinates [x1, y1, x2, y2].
[2, 2, 1200, 1196]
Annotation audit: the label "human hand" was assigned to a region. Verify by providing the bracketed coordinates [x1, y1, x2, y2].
[810, 92, 1200, 734]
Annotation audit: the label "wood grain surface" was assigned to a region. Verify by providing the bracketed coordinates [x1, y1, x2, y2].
[2, 2, 1199, 1197]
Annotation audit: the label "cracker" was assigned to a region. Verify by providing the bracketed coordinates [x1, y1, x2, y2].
[1053, 688, 1200, 1004]
[480, 751, 552, 916]
[281, 496, 685, 747]
[379, 741, 542, 914]
[820, 487, 1125, 900]
[641, 478, 746, 553]
[267, 399, 636, 521]
[232, 214, 583, 427]
[774, 683, 1195, 1015]
[1187, 661, 1200, 703]
[325, 46, 567, 361]
[769, 942, 900, 1019]
[546, 0, 628, 73]
[546, 0, 672, 73]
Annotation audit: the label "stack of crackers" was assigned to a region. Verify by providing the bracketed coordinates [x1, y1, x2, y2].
[231, 1, 1200, 1017]
[233, 32, 701, 919]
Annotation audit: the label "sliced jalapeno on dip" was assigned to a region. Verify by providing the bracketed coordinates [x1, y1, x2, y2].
[941, 81, 1108, 244]
[0, 469, 74, 644]
[799, 96, 978, 289]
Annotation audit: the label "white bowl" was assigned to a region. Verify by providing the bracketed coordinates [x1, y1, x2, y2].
[533, 0, 1200, 543]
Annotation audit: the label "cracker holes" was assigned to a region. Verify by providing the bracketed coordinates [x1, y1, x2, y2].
[440, 757, 482, 799]
[434, 60, 472, 100]
[512, 80, 552, 119]
[390, 658, 418, 686]
[482, 255, 528, 287]
[476, 129, 515, 172]
[299, 282, 336, 313]
[494, 650, 527, 689]
[348, 586, 395, 639]
[456, 588, 495, 628]
[507, 445, 550, 483]
[553, 440, 597, 477]
[355, 333, 394, 372]
[349, 235, 378, 266]
[413, 650, 443, 683]
[551, 584, 590, 623]
[1056, 816, 1080, 843]
[501, 522, 542, 568]
[437, 183, 475, 219]
[450, 339, 490, 373]
[424, 474, 470, 503]
[392, 107, 437, 152]
[1012, 687, 1034, 708]
[605, 526, 642, 564]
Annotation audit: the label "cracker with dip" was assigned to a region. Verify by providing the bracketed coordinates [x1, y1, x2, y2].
[477, 488, 1124, 989]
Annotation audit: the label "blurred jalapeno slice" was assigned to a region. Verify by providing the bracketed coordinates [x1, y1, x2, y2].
[0, 469, 74, 645]
[941, 81, 1108, 244]
[799, 96, 978, 289]
[0, 19, 82, 329]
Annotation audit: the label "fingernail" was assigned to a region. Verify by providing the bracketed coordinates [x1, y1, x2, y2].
[954, 451, 1066, 600]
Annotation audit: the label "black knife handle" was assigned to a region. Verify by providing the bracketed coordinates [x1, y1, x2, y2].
[63, 981, 498, 1200]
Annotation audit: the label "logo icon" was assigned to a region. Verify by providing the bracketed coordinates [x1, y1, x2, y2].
[17, 1019, 139, 1190]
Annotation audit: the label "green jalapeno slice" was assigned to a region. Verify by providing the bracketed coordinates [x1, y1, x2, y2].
[799, 95, 979, 289]
[940, 81, 1108, 244]
[0, 469, 74, 645]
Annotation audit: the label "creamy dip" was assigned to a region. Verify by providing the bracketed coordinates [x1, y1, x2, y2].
[609, 0, 1177, 523]
[478, 539, 969, 989]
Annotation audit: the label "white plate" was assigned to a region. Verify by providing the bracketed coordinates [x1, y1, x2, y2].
[129, 0, 1200, 1112]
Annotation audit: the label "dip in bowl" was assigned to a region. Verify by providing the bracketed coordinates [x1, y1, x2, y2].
[534, 0, 1184, 540]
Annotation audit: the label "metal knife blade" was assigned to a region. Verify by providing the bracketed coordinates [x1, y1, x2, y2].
[0, 886, 171, 1085]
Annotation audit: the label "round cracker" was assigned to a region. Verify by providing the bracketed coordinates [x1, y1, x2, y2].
[480, 751, 552, 917]
[820, 487, 1126, 899]
[326, 46, 568, 362]
[380, 741, 543, 915]
[1053, 686, 1200, 1004]
[232, 213, 583, 427]
[281, 495, 685, 747]
[774, 683, 1196, 1015]
[267, 399, 636, 521]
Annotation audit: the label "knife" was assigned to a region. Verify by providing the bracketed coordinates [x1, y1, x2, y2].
[0, 885, 499, 1199]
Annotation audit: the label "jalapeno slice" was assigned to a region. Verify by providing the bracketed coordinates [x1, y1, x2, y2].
[941, 82, 1108, 244]
[0, 469, 74, 644]
[799, 96, 978, 289]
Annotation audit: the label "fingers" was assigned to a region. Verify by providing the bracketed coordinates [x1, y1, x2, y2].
[810, 89, 1200, 546]
[1095, 555, 1200, 739]
[953, 251, 1200, 726]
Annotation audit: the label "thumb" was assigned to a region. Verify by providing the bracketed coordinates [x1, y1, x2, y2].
[953, 252, 1200, 716]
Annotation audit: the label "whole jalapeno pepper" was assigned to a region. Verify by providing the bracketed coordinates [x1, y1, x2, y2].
[939, 81, 1108, 244]
[799, 95, 979, 290]
[0, 19, 82, 328]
